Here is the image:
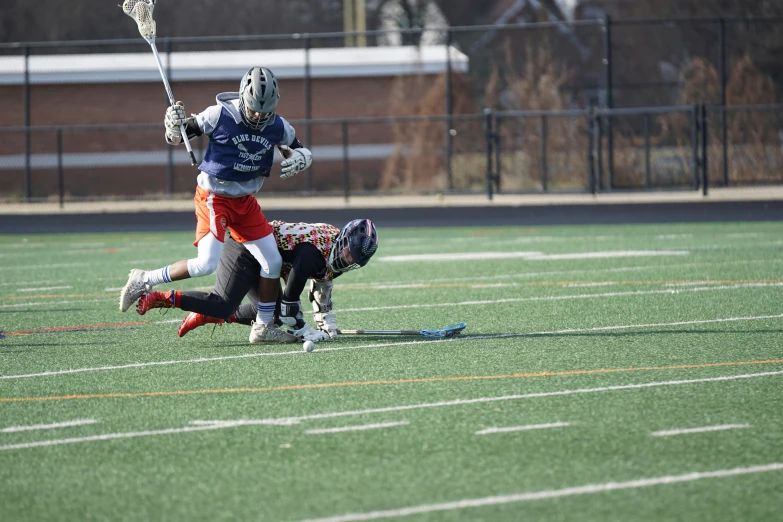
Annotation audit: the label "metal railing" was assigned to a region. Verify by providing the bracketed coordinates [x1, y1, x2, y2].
[2, 17, 783, 201]
[2, 103, 782, 204]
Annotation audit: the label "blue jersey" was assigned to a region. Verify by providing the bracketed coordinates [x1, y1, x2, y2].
[195, 93, 296, 183]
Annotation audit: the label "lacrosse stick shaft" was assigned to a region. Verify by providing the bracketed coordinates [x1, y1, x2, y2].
[337, 329, 422, 336]
[148, 41, 197, 166]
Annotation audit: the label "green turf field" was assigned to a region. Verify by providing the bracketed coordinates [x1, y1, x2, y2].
[1, 221, 782, 521]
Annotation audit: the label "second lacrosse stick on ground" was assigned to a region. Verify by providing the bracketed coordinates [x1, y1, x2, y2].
[338, 322, 467, 339]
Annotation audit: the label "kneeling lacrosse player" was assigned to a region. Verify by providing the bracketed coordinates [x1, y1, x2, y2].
[135, 219, 379, 343]
[119, 67, 313, 344]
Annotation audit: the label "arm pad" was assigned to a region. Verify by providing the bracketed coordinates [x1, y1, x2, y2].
[309, 280, 333, 313]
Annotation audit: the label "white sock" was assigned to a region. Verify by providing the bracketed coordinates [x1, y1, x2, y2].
[256, 302, 276, 326]
[145, 267, 172, 287]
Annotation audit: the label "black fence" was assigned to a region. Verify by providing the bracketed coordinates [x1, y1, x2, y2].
[2, 103, 781, 204]
[1, 17, 783, 201]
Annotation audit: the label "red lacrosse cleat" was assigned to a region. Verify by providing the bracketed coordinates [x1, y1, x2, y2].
[178, 312, 225, 337]
[136, 290, 174, 315]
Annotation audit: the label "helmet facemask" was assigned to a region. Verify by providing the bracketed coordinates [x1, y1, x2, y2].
[239, 67, 279, 130]
[328, 219, 378, 274]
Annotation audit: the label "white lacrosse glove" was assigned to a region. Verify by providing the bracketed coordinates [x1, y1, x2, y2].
[279, 145, 312, 179]
[294, 322, 331, 342]
[164, 101, 187, 145]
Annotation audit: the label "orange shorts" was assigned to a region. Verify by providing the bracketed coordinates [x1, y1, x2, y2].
[193, 186, 272, 245]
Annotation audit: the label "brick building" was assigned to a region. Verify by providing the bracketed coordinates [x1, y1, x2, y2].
[0, 46, 468, 199]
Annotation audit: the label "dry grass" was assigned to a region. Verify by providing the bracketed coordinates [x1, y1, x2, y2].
[379, 72, 479, 191]
[658, 54, 780, 184]
[378, 44, 780, 192]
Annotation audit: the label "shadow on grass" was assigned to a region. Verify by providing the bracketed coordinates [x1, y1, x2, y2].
[181, 327, 783, 347]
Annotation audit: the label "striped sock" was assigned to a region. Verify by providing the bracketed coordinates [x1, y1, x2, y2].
[145, 266, 172, 287]
[256, 302, 276, 326]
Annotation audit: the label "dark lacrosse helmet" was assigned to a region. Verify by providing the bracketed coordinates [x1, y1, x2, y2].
[328, 219, 379, 274]
[239, 66, 279, 130]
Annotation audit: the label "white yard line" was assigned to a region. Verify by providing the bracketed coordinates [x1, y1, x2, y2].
[475, 422, 570, 435]
[0, 263, 86, 271]
[305, 421, 410, 435]
[17, 286, 72, 293]
[562, 282, 617, 288]
[0, 280, 61, 287]
[337, 258, 783, 288]
[105, 285, 213, 293]
[527, 250, 690, 261]
[0, 340, 441, 379]
[378, 250, 689, 263]
[0, 297, 115, 309]
[1, 419, 98, 433]
[3, 371, 781, 452]
[67, 242, 107, 248]
[651, 424, 752, 437]
[3, 314, 783, 380]
[655, 234, 694, 240]
[292, 463, 783, 522]
[196, 371, 783, 427]
[339, 283, 783, 313]
[0, 424, 230, 451]
[379, 252, 544, 262]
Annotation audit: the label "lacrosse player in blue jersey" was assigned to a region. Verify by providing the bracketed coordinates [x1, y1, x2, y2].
[119, 66, 312, 344]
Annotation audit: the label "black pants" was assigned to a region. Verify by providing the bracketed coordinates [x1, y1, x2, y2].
[176, 236, 326, 326]
[178, 237, 264, 325]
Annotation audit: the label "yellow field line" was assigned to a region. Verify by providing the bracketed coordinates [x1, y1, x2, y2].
[2, 358, 782, 403]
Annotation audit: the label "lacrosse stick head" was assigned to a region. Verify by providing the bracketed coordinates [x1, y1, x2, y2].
[419, 322, 467, 339]
[122, 0, 157, 40]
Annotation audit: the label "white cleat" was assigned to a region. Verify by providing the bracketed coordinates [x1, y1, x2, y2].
[119, 268, 150, 312]
[249, 321, 299, 344]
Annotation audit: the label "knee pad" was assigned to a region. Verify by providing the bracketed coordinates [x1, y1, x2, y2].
[187, 255, 220, 278]
[187, 234, 222, 277]
[261, 248, 282, 279]
[244, 235, 282, 279]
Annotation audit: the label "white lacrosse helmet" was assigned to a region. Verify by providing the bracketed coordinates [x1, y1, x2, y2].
[239, 66, 279, 130]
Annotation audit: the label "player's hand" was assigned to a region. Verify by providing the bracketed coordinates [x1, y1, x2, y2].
[295, 322, 331, 342]
[314, 311, 338, 340]
[164, 101, 186, 144]
[165, 102, 187, 132]
[279, 145, 312, 179]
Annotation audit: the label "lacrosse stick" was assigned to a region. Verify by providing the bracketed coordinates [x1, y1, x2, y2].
[338, 322, 467, 339]
[122, 0, 197, 166]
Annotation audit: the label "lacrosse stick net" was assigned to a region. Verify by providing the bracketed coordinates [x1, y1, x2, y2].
[122, 0, 157, 40]
[419, 322, 467, 339]
[121, 0, 197, 165]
